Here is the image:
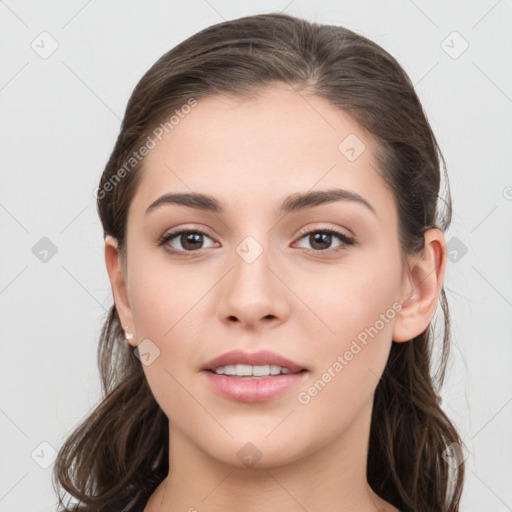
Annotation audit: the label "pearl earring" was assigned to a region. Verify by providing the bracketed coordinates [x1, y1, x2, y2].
[123, 326, 134, 341]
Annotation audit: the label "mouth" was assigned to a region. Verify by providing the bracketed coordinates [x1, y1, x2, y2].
[205, 364, 307, 379]
[200, 349, 308, 402]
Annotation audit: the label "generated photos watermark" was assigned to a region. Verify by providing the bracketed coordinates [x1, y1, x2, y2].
[297, 301, 403, 405]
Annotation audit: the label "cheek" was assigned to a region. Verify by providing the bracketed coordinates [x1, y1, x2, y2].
[125, 255, 209, 403]
[133, 287, 207, 419]
[127, 245, 211, 339]
[296, 257, 400, 394]
[295, 259, 400, 343]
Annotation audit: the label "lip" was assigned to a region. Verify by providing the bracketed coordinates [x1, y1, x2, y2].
[202, 371, 309, 403]
[200, 349, 306, 373]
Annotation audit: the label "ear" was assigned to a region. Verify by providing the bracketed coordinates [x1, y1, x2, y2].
[392, 228, 447, 343]
[104, 235, 136, 346]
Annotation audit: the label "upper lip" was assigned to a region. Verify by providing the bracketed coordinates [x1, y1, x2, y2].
[201, 349, 307, 373]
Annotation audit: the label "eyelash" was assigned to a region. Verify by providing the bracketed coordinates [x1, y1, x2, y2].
[157, 227, 356, 258]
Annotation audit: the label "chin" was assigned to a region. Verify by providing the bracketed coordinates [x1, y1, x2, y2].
[202, 436, 308, 470]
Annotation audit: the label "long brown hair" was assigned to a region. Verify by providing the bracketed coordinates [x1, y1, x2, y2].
[53, 12, 465, 512]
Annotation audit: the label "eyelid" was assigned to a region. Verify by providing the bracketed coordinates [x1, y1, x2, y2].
[292, 225, 356, 253]
[294, 223, 354, 241]
[157, 225, 217, 249]
[158, 223, 356, 256]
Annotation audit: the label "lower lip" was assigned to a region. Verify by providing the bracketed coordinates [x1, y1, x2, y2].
[202, 370, 309, 403]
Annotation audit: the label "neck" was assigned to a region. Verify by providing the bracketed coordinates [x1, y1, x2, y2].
[148, 401, 396, 512]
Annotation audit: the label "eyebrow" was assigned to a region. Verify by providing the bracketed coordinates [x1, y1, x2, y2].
[145, 188, 377, 217]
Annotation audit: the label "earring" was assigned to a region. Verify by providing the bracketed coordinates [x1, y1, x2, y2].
[123, 326, 134, 342]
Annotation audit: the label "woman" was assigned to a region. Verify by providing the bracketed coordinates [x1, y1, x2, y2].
[53, 12, 466, 512]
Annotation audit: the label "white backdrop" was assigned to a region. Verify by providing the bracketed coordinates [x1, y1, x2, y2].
[0, 1, 511, 511]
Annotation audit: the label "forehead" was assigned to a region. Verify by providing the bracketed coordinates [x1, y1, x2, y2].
[128, 85, 397, 226]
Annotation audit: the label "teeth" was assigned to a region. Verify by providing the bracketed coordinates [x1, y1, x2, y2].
[214, 364, 297, 377]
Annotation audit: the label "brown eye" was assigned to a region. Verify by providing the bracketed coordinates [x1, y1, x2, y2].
[177, 232, 205, 251]
[295, 229, 355, 254]
[158, 230, 216, 255]
[307, 232, 333, 250]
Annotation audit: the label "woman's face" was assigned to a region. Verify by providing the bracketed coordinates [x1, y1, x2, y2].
[108, 84, 413, 468]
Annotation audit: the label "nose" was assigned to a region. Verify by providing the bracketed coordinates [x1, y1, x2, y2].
[216, 236, 289, 330]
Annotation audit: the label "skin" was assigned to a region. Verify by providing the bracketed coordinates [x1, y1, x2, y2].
[104, 83, 447, 512]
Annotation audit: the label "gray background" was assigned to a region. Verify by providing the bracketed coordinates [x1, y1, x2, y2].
[1, 1, 511, 511]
